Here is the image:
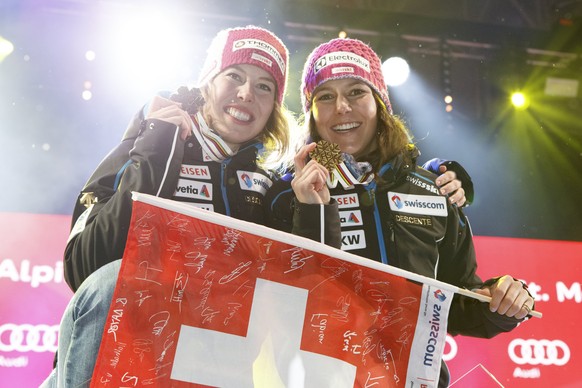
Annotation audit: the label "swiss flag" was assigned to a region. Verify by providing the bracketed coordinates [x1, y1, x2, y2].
[91, 193, 455, 387]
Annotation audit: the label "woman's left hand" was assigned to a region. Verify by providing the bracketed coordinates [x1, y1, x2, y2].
[435, 165, 466, 207]
[473, 275, 534, 320]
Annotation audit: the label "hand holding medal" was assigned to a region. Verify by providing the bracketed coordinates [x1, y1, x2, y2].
[308, 140, 375, 190]
[308, 140, 344, 173]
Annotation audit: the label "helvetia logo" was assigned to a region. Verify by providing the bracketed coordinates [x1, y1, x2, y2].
[391, 194, 403, 209]
[348, 212, 360, 223]
[200, 185, 210, 198]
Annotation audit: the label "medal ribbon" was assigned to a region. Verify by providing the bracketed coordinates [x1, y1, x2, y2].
[190, 112, 234, 162]
[327, 159, 375, 189]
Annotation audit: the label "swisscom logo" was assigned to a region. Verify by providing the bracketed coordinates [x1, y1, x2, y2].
[388, 192, 447, 217]
[241, 173, 253, 188]
[236, 171, 273, 196]
[434, 289, 447, 302]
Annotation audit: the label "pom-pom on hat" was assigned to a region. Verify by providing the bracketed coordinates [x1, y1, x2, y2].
[196, 25, 289, 104]
[301, 38, 392, 113]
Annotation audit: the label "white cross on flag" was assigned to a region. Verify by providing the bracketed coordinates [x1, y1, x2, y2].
[91, 193, 458, 387]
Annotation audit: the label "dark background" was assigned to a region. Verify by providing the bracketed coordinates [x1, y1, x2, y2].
[1, 0, 581, 242]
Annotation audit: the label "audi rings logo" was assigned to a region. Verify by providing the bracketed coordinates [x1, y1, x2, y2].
[0, 323, 59, 353]
[508, 338, 570, 366]
[442, 334, 458, 362]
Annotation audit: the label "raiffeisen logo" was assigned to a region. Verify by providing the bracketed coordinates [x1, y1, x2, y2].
[391, 194, 403, 209]
[434, 289, 447, 302]
[241, 173, 253, 188]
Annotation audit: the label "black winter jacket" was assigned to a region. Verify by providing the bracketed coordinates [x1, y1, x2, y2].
[64, 109, 340, 291]
[268, 146, 522, 341]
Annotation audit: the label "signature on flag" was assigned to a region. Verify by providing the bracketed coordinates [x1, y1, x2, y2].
[91, 193, 456, 388]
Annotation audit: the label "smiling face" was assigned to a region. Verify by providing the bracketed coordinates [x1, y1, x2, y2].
[311, 78, 379, 159]
[203, 64, 276, 151]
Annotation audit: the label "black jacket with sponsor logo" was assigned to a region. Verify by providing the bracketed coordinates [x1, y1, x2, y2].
[64, 107, 340, 292]
[268, 146, 522, 343]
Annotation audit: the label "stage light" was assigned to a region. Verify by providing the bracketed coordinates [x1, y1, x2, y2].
[82, 90, 93, 101]
[338, 30, 347, 39]
[382, 57, 410, 87]
[444, 95, 453, 104]
[102, 6, 191, 100]
[511, 91, 529, 109]
[445, 104, 453, 112]
[85, 50, 96, 61]
[0, 35, 14, 62]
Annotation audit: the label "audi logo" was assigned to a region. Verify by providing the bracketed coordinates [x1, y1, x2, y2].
[508, 338, 570, 366]
[442, 334, 458, 362]
[0, 323, 59, 353]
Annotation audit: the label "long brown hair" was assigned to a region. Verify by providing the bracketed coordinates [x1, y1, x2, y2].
[306, 93, 414, 172]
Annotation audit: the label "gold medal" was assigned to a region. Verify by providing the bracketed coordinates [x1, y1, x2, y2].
[309, 140, 343, 173]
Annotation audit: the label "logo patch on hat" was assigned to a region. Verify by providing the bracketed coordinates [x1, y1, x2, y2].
[314, 52, 370, 74]
[332, 66, 355, 75]
[232, 39, 285, 75]
[250, 53, 273, 69]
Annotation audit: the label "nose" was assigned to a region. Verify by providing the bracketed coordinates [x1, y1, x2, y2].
[336, 95, 351, 114]
[237, 81, 254, 102]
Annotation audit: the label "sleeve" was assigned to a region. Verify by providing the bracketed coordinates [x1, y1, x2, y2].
[264, 178, 342, 249]
[63, 116, 185, 291]
[437, 206, 524, 338]
[422, 158, 474, 205]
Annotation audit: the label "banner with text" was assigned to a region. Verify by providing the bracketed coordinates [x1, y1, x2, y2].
[91, 193, 457, 387]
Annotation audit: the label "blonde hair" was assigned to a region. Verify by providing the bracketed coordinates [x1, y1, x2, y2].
[257, 102, 297, 172]
[198, 83, 296, 174]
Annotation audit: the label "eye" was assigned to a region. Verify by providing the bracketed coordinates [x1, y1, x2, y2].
[226, 72, 244, 82]
[314, 92, 334, 102]
[257, 83, 273, 93]
[349, 88, 367, 97]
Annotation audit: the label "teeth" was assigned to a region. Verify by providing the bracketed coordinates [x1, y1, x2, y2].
[332, 122, 359, 131]
[227, 107, 251, 122]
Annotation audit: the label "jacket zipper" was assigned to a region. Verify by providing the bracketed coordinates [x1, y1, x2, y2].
[368, 182, 389, 265]
[221, 161, 231, 216]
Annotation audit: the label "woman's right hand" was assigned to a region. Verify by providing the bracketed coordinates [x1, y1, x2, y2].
[291, 143, 331, 205]
[145, 95, 193, 140]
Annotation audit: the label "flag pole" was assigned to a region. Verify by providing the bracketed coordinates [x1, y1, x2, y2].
[456, 287, 542, 318]
[131, 192, 542, 319]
